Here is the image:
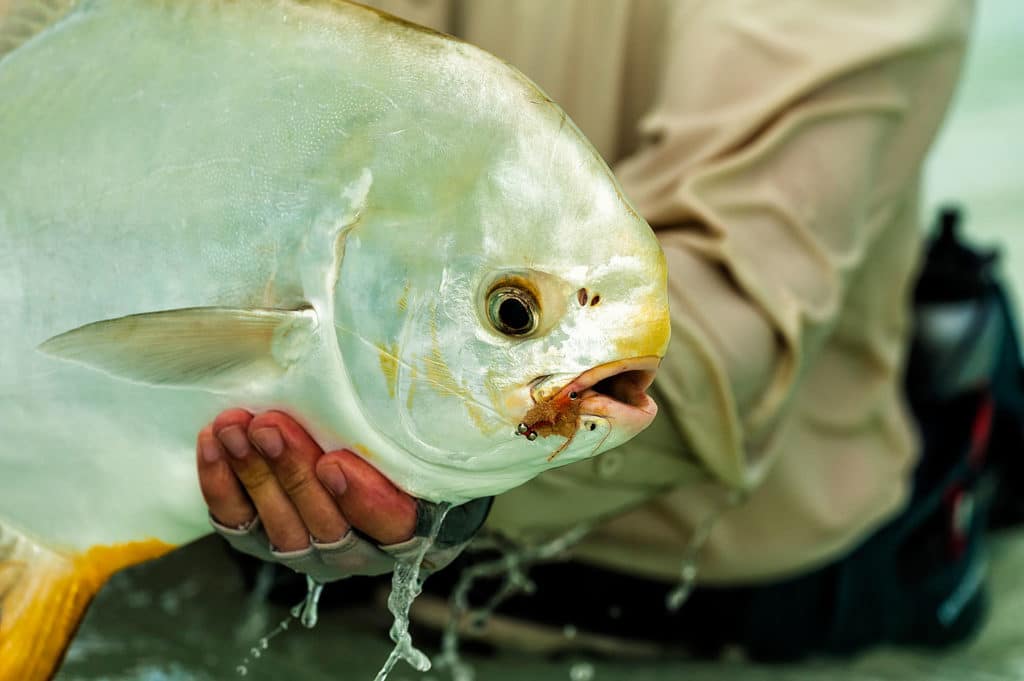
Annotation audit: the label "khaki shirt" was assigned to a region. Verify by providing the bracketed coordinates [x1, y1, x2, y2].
[369, 0, 970, 583]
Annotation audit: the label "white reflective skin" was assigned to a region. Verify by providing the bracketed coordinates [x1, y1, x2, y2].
[0, 0, 668, 551]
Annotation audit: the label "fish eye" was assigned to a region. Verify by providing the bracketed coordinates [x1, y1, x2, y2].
[487, 285, 539, 337]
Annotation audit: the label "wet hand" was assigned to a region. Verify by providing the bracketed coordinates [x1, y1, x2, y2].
[196, 409, 419, 576]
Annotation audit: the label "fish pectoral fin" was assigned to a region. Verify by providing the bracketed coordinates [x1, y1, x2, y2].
[38, 306, 319, 389]
[0, 522, 172, 681]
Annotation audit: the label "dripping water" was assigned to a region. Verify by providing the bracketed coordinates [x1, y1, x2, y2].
[291, 574, 326, 628]
[235, 574, 321, 676]
[234, 503, 452, 680]
[665, 489, 747, 611]
[569, 661, 595, 681]
[234, 562, 276, 644]
[433, 523, 592, 681]
[373, 501, 453, 681]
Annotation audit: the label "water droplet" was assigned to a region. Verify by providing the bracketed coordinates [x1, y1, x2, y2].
[666, 581, 694, 612]
[569, 662, 595, 681]
[667, 556, 700, 610]
[291, 575, 325, 629]
[233, 611, 295, 674]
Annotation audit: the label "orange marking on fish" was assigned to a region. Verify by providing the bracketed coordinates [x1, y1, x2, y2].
[613, 306, 670, 360]
[0, 539, 173, 681]
[421, 313, 501, 435]
[377, 342, 400, 399]
[352, 443, 376, 461]
[397, 281, 410, 312]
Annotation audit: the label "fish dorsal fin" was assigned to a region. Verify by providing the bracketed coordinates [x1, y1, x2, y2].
[0, 0, 77, 58]
[38, 307, 318, 389]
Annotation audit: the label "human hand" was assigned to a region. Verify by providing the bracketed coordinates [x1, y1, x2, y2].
[196, 409, 475, 581]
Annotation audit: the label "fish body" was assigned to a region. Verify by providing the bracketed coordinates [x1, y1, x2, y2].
[0, 2, 668, 676]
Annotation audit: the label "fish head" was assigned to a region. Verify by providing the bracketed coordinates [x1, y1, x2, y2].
[332, 125, 669, 500]
[328, 22, 669, 502]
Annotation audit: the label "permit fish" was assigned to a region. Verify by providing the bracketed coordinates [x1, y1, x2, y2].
[0, 0, 669, 677]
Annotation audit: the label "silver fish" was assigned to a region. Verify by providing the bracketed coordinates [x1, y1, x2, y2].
[0, 1, 669, 677]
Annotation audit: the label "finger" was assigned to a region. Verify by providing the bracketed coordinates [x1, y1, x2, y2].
[196, 424, 255, 528]
[248, 411, 350, 544]
[317, 450, 417, 545]
[213, 410, 309, 552]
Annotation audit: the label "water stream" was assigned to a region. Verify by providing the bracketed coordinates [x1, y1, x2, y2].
[434, 523, 593, 681]
[229, 489, 739, 679]
[374, 502, 453, 681]
[235, 573, 323, 676]
[666, 490, 746, 611]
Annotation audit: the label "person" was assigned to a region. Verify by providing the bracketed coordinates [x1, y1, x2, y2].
[197, 0, 1024, 659]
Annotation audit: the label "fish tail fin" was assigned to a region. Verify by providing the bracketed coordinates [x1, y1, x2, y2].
[0, 521, 171, 681]
[0, 523, 85, 681]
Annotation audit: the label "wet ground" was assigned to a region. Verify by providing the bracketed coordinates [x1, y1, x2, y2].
[55, 528, 1024, 681]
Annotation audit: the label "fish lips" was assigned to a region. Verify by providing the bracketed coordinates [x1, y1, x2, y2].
[528, 356, 661, 433]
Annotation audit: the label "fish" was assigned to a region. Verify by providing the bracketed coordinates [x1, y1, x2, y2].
[0, 0, 670, 677]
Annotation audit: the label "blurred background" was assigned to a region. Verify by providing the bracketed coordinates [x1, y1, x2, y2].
[924, 1, 1023, 316]
[55, 1, 1023, 680]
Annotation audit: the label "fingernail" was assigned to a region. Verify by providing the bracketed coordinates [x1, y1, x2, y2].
[319, 462, 347, 497]
[251, 428, 284, 459]
[200, 438, 221, 463]
[218, 426, 250, 459]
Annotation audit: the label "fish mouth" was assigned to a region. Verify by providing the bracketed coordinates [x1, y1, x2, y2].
[526, 356, 661, 433]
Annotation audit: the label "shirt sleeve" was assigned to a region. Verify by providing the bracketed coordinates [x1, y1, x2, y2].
[613, 0, 972, 488]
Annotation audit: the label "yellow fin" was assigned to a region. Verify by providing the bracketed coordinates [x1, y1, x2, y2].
[38, 306, 318, 390]
[0, 525, 171, 681]
[0, 0, 77, 58]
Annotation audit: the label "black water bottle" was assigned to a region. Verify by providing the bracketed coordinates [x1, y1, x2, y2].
[908, 206, 1004, 402]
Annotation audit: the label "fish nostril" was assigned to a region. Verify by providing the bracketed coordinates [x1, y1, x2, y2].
[576, 288, 588, 306]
